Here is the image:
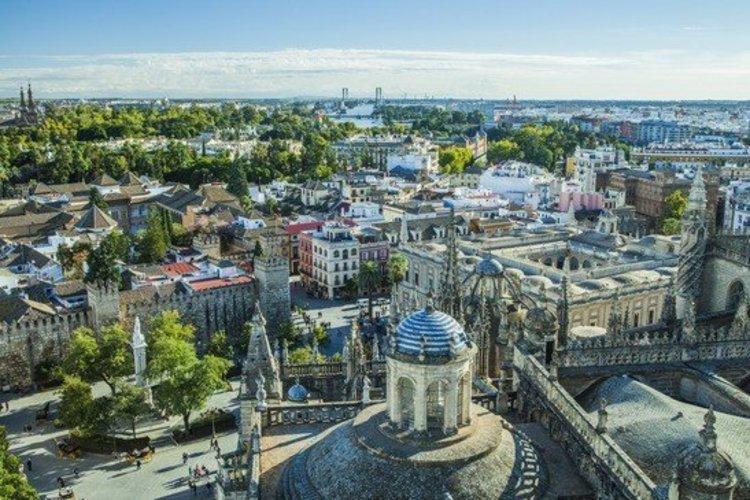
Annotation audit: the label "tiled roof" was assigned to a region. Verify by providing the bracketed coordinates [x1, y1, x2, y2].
[187, 275, 252, 292]
[0, 295, 56, 324]
[160, 262, 199, 276]
[75, 205, 117, 230]
[92, 173, 119, 186]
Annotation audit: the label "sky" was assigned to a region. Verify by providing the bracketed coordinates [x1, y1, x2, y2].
[1, 0, 750, 100]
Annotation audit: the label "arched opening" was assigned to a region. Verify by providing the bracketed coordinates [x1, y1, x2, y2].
[397, 378, 415, 430]
[569, 256, 580, 271]
[555, 256, 565, 269]
[727, 280, 746, 310]
[542, 257, 553, 267]
[582, 259, 592, 269]
[426, 380, 447, 431]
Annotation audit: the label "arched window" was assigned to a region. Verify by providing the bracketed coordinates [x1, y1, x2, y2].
[333, 250, 339, 258]
[343, 249, 349, 259]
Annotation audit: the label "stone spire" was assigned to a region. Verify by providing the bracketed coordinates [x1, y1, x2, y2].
[556, 277, 570, 347]
[132, 316, 147, 387]
[676, 168, 708, 315]
[682, 296, 697, 343]
[438, 208, 463, 322]
[27, 83, 34, 109]
[687, 167, 707, 213]
[608, 291, 622, 336]
[700, 406, 718, 452]
[567, 202, 577, 228]
[244, 303, 282, 399]
[661, 278, 677, 324]
[730, 292, 748, 336]
[399, 215, 409, 246]
[19, 85, 25, 109]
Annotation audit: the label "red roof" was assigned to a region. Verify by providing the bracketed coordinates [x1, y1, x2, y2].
[188, 275, 253, 291]
[285, 220, 324, 235]
[161, 262, 199, 277]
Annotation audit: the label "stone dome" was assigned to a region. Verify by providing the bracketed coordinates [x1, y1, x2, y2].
[395, 305, 468, 358]
[475, 255, 504, 277]
[280, 403, 547, 499]
[287, 379, 309, 402]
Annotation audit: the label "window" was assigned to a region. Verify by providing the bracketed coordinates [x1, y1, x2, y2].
[342, 249, 349, 259]
[633, 313, 640, 327]
[333, 250, 339, 258]
[352, 249, 357, 256]
[648, 310, 655, 324]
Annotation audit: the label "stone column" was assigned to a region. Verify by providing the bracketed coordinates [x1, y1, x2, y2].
[461, 376, 471, 425]
[444, 380, 458, 433]
[414, 378, 427, 432]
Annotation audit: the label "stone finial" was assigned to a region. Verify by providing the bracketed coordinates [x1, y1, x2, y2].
[596, 398, 608, 434]
[273, 339, 281, 362]
[362, 376, 371, 404]
[311, 335, 319, 357]
[255, 372, 267, 411]
[700, 406, 718, 452]
[372, 334, 380, 360]
[419, 334, 427, 361]
[425, 291, 435, 314]
[547, 361, 559, 382]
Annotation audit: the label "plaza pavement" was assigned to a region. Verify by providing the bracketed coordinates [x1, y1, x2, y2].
[1, 381, 241, 500]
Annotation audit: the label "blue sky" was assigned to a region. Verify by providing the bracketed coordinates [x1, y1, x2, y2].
[1, 0, 750, 99]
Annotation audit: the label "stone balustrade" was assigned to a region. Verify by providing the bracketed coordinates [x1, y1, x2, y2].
[514, 347, 658, 499]
[263, 400, 385, 427]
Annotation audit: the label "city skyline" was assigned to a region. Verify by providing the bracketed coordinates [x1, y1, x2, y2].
[2, 0, 750, 99]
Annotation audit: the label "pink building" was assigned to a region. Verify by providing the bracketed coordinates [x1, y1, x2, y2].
[558, 191, 604, 212]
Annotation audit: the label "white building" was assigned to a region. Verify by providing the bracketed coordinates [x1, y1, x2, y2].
[723, 180, 750, 232]
[479, 161, 552, 210]
[300, 221, 359, 299]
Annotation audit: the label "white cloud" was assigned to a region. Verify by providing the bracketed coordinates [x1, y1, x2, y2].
[0, 48, 748, 99]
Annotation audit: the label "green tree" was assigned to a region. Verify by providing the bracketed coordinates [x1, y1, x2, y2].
[312, 324, 329, 346]
[661, 218, 682, 235]
[287, 347, 325, 364]
[154, 355, 230, 433]
[0, 426, 38, 499]
[438, 146, 473, 174]
[62, 325, 132, 396]
[84, 235, 122, 287]
[170, 223, 192, 247]
[58, 375, 95, 430]
[487, 139, 523, 163]
[207, 330, 234, 360]
[226, 159, 249, 198]
[276, 321, 301, 345]
[664, 190, 688, 219]
[147, 311, 197, 379]
[138, 207, 169, 263]
[387, 253, 408, 286]
[113, 384, 151, 438]
[57, 241, 92, 279]
[88, 187, 108, 210]
[358, 260, 381, 318]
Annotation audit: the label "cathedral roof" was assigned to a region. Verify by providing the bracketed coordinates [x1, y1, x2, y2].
[395, 305, 468, 358]
[281, 403, 546, 499]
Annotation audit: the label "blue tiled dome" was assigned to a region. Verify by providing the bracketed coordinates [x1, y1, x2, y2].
[287, 380, 309, 402]
[475, 255, 504, 277]
[395, 306, 468, 357]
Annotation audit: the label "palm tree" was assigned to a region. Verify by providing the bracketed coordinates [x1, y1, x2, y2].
[358, 260, 380, 319]
[387, 253, 408, 286]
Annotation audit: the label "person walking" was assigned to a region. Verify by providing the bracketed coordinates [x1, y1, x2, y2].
[189, 479, 197, 495]
[73, 468, 80, 478]
[136, 459, 142, 470]
[25, 459, 32, 472]
[182, 452, 188, 464]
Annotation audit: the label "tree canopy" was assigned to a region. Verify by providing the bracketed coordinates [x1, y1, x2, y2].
[0, 426, 37, 499]
[62, 325, 132, 396]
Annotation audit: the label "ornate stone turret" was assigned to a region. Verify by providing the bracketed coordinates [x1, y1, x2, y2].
[596, 398, 608, 434]
[682, 296, 697, 343]
[243, 304, 282, 400]
[661, 279, 677, 325]
[608, 291, 622, 336]
[557, 276, 570, 347]
[438, 209, 463, 323]
[676, 168, 708, 318]
[675, 408, 737, 499]
[730, 292, 749, 336]
[388, 299, 475, 435]
[399, 215, 409, 245]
